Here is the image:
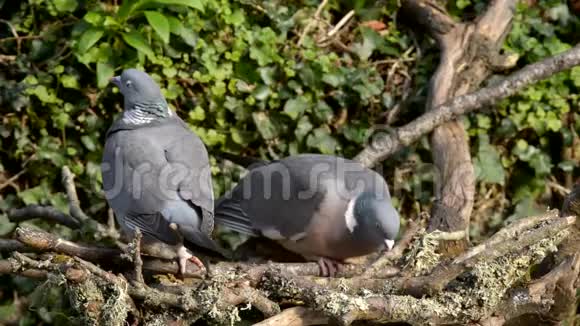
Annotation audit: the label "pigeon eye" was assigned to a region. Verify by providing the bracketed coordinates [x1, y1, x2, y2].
[375, 222, 381, 229]
[125, 80, 132, 88]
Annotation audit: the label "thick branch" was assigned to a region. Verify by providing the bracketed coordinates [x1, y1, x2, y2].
[304, 211, 574, 296]
[402, 212, 574, 297]
[0, 239, 36, 252]
[10, 225, 397, 281]
[14, 226, 119, 262]
[496, 254, 580, 322]
[0, 259, 47, 279]
[254, 307, 329, 326]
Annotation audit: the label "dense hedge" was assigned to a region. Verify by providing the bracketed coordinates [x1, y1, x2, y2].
[0, 0, 578, 323]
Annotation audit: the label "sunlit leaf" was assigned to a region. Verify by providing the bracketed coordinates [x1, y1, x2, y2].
[122, 31, 155, 58]
[144, 11, 170, 44]
[283, 96, 309, 120]
[96, 62, 115, 89]
[77, 28, 104, 53]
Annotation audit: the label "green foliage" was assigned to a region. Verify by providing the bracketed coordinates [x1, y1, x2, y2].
[476, 0, 580, 218]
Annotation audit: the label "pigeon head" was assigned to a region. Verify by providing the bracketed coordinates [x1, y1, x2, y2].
[351, 191, 400, 250]
[110, 69, 169, 122]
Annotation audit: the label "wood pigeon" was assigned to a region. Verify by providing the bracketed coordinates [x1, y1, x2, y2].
[102, 69, 227, 274]
[214, 154, 400, 276]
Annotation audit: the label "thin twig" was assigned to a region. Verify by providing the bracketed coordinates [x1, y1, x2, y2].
[297, 0, 328, 46]
[131, 228, 145, 285]
[326, 10, 355, 38]
[0, 169, 27, 192]
[547, 179, 571, 196]
[0, 19, 22, 54]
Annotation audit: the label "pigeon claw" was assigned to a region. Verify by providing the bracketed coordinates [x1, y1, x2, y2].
[317, 257, 341, 277]
[177, 246, 205, 276]
[188, 256, 205, 270]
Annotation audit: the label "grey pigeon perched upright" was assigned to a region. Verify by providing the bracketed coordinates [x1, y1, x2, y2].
[102, 68, 226, 274]
[214, 154, 400, 276]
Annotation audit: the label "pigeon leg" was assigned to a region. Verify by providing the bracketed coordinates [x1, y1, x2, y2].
[317, 257, 341, 277]
[170, 223, 206, 275]
[176, 245, 206, 274]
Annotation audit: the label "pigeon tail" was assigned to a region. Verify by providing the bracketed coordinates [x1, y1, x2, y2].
[214, 200, 259, 237]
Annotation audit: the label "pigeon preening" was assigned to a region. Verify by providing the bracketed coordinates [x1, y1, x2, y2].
[214, 154, 400, 276]
[102, 69, 227, 275]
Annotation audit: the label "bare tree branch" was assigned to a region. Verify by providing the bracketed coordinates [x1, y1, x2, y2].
[61, 166, 90, 222]
[254, 307, 328, 326]
[354, 43, 580, 166]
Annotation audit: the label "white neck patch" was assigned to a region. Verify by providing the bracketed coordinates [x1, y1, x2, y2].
[122, 109, 155, 125]
[344, 198, 357, 233]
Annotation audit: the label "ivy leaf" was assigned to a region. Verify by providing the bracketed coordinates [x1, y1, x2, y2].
[252, 112, 282, 140]
[122, 31, 155, 58]
[77, 28, 104, 53]
[230, 128, 257, 145]
[322, 71, 345, 87]
[53, 0, 78, 12]
[295, 116, 313, 141]
[529, 152, 552, 175]
[0, 214, 14, 237]
[570, 66, 580, 87]
[18, 184, 49, 205]
[307, 127, 339, 154]
[283, 96, 309, 120]
[96, 62, 115, 89]
[144, 11, 170, 44]
[353, 27, 381, 61]
[506, 198, 542, 223]
[81, 135, 97, 151]
[474, 135, 505, 185]
[61, 75, 79, 89]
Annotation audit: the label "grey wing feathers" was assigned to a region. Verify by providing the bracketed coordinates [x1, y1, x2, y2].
[214, 160, 323, 240]
[214, 196, 259, 236]
[163, 118, 215, 235]
[163, 125, 213, 211]
[124, 211, 179, 245]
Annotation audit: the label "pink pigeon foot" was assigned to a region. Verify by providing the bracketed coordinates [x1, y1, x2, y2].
[317, 257, 341, 277]
[177, 246, 206, 275]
